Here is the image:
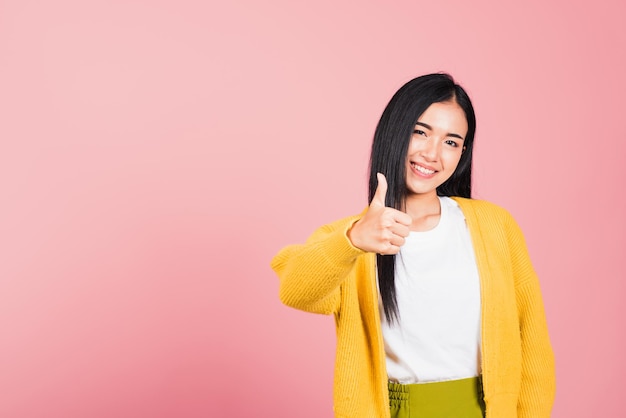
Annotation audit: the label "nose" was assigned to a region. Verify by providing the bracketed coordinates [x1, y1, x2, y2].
[420, 137, 442, 162]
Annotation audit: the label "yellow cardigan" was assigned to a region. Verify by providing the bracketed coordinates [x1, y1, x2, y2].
[271, 198, 555, 417]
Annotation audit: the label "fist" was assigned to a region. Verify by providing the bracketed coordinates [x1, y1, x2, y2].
[348, 173, 412, 255]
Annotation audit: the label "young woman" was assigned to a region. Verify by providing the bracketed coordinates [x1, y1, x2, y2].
[271, 73, 555, 418]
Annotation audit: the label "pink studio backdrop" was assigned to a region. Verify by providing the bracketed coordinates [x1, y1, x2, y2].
[1, 0, 624, 417]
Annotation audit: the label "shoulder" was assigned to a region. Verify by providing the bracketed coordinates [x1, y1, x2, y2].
[451, 197, 521, 232]
[451, 197, 511, 217]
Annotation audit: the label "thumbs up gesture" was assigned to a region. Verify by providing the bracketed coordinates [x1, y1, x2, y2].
[348, 173, 412, 255]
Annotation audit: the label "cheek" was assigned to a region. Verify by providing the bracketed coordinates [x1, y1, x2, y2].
[406, 138, 421, 155]
[444, 150, 463, 169]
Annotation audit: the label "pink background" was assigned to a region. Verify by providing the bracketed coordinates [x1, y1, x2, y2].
[1, 0, 624, 417]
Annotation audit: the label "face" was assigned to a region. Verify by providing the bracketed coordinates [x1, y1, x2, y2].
[405, 100, 468, 198]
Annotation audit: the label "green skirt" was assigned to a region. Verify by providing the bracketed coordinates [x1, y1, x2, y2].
[388, 376, 485, 418]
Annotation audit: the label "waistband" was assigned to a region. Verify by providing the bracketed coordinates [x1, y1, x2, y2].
[388, 376, 483, 404]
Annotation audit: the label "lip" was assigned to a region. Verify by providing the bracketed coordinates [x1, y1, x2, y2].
[410, 162, 438, 178]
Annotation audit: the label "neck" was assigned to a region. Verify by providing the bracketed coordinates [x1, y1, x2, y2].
[404, 192, 442, 231]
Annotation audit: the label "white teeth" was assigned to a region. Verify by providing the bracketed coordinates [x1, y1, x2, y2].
[413, 163, 435, 174]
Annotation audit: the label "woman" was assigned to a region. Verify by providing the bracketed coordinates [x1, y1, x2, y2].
[271, 73, 555, 418]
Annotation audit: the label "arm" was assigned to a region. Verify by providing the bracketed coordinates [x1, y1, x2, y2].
[270, 215, 365, 315]
[506, 214, 556, 417]
[271, 174, 411, 315]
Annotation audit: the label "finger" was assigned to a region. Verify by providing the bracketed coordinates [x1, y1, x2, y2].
[381, 207, 412, 227]
[389, 234, 406, 248]
[390, 223, 411, 238]
[392, 210, 412, 226]
[379, 243, 401, 255]
[371, 172, 388, 207]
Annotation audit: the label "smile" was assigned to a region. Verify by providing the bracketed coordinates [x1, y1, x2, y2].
[411, 162, 436, 175]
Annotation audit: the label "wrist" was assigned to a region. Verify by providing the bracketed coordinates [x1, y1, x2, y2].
[346, 218, 363, 250]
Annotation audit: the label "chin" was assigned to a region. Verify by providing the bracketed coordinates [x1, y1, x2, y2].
[406, 185, 439, 196]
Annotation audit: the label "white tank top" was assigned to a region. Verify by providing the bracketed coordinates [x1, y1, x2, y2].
[381, 197, 482, 383]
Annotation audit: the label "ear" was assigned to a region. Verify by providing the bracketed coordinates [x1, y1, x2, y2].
[462, 146, 467, 152]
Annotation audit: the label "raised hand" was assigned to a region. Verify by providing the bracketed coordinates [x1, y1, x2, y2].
[348, 173, 412, 255]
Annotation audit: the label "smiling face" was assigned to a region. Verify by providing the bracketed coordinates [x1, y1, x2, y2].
[405, 100, 468, 198]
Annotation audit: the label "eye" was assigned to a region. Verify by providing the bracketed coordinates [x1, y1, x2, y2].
[413, 129, 427, 137]
[445, 139, 459, 148]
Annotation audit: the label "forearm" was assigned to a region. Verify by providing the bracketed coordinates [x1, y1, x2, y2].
[271, 217, 364, 314]
[515, 276, 556, 417]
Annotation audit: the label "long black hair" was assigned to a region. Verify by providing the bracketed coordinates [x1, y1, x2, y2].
[369, 73, 477, 324]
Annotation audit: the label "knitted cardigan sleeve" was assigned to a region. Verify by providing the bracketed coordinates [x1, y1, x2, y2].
[270, 215, 364, 315]
[505, 211, 556, 417]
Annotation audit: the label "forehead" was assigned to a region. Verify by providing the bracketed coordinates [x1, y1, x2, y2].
[417, 101, 468, 136]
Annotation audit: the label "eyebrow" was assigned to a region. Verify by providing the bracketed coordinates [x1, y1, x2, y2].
[415, 122, 465, 141]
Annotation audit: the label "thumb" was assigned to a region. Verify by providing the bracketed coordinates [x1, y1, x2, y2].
[371, 173, 388, 207]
